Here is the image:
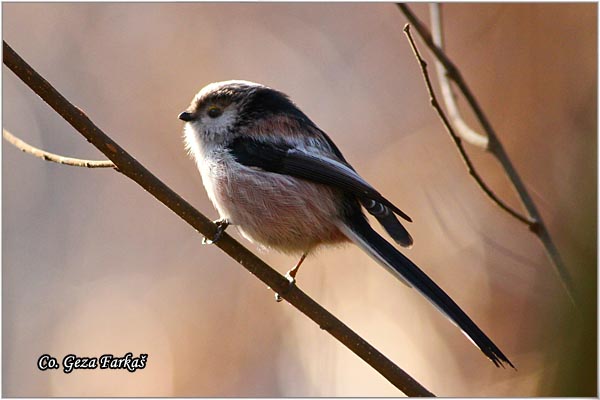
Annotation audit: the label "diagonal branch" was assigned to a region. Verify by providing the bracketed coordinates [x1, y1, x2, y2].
[397, 4, 577, 308]
[3, 41, 434, 397]
[3, 128, 115, 168]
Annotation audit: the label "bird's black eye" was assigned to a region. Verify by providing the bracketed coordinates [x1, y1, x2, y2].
[207, 106, 223, 118]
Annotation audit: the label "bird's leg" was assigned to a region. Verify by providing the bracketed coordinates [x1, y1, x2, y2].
[202, 218, 230, 245]
[275, 252, 308, 302]
[285, 252, 307, 283]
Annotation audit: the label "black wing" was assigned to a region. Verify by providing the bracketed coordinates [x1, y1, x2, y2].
[228, 137, 413, 245]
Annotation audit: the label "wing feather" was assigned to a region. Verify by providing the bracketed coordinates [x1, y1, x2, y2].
[228, 136, 413, 244]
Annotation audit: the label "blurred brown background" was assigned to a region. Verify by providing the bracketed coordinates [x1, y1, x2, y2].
[3, 3, 596, 397]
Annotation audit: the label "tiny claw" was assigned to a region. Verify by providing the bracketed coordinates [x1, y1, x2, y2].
[284, 272, 296, 285]
[202, 219, 229, 245]
[274, 276, 296, 303]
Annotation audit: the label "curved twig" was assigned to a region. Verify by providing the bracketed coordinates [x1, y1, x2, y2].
[3, 128, 115, 168]
[429, 4, 489, 149]
[402, 24, 533, 227]
[397, 4, 577, 307]
[3, 41, 434, 397]
[397, 4, 497, 148]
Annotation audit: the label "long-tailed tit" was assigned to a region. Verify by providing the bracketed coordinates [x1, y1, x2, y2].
[179, 80, 514, 368]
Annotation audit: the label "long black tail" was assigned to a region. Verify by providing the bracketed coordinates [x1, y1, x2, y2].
[340, 214, 515, 369]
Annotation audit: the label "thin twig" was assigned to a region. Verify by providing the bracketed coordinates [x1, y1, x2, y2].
[398, 3, 529, 226]
[402, 24, 532, 227]
[429, 4, 489, 149]
[397, 4, 577, 307]
[397, 4, 497, 148]
[3, 128, 115, 168]
[3, 41, 434, 397]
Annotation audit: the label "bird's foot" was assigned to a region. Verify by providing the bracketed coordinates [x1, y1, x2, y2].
[274, 253, 306, 302]
[275, 273, 296, 303]
[202, 218, 230, 245]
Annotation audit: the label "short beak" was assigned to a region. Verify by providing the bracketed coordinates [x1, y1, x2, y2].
[178, 111, 194, 122]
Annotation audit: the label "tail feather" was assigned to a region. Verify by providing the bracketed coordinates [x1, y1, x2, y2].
[340, 215, 515, 369]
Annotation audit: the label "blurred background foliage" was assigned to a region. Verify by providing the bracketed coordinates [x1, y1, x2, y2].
[3, 3, 596, 396]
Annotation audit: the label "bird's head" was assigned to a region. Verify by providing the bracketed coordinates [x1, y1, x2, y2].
[179, 80, 315, 144]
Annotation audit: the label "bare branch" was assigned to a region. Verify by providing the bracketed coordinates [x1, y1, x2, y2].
[402, 24, 533, 227]
[397, 4, 577, 307]
[397, 4, 496, 144]
[3, 128, 115, 168]
[429, 4, 489, 149]
[3, 41, 434, 397]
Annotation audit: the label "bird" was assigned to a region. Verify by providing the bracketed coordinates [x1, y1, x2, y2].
[178, 80, 514, 369]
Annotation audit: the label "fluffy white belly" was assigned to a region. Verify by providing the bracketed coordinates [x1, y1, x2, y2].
[199, 157, 347, 254]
